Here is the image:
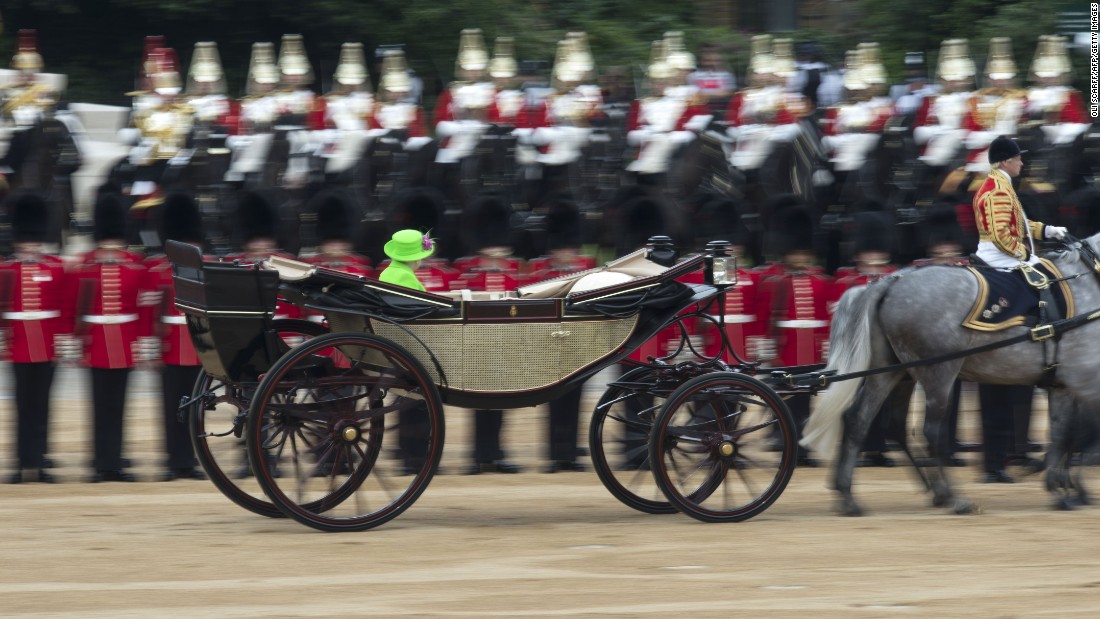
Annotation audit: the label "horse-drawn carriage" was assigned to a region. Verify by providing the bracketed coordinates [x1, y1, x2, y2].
[169, 238, 799, 531]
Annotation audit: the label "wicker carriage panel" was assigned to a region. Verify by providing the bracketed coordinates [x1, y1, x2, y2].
[556, 317, 638, 381]
[369, 316, 638, 393]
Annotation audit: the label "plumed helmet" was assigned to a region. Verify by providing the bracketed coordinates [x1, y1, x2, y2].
[988, 135, 1024, 164]
[278, 34, 314, 84]
[469, 193, 513, 252]
[455, 28, 489, 73]
[247, 42, 280, 94]
[544, 197, 583, 251]
[159, 191, 203, 244]
[489, 37, 518, 79]
[12, 30, 44, 72]
[315, 191, 355, 242]
[93, 192, 129, 242]
[10, 191, 51, 243]
[186, 41, 226, 95]
[235, 191, 277, 243]
[985, 37, 1017, 82]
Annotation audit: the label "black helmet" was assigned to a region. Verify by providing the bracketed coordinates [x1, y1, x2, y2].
[988, 135, 1025, 164]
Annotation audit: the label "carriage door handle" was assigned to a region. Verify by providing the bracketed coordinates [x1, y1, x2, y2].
[550, 330, 572, 338]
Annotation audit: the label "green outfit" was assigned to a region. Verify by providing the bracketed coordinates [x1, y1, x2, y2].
[378, 260, 425, 291]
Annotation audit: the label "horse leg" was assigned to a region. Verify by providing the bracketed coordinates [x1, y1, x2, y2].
[915, 364, 976, 514]
[832, 373, 901, 517]
[1044, 391, 1080, 510]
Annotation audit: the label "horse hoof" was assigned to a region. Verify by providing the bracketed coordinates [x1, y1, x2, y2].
[1054, 498, 1076, 511]
[1076, 493, 1092, 507]
[953, 499, 979, 515]
[931, 493, 950, 508]
[835, 499, 863, 517]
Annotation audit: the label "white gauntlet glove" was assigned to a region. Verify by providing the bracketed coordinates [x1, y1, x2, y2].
[1045, 226, 1068, 240]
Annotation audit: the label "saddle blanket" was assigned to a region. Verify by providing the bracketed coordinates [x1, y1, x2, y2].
[962, 258, 1074, 332]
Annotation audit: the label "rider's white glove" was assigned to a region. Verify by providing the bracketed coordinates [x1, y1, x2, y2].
[1045, 226, 1068, 240]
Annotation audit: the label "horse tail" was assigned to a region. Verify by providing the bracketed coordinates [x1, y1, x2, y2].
[800, 275, 894, 456]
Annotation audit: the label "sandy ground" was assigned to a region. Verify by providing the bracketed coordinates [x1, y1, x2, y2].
[2, 366, 1099, 618]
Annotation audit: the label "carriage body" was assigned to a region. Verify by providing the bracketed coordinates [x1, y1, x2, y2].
[167, 240, 798, 532]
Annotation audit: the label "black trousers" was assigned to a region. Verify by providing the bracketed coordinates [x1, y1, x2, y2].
[91, 367, 130, 472]
[161, 364, 202, 470]
[473, 409, 505, 463]
[12, 362, 55, 469]
[978, 384, 1032, 472]
[548, 384, 583, 463]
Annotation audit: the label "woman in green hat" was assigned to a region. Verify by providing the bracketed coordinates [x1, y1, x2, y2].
[378, 229, 434, 291]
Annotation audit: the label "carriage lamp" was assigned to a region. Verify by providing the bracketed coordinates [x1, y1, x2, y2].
[705, 240, 738, 286]
[646, 235, 679, 267]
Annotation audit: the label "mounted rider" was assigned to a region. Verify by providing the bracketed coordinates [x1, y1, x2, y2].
[961, 38, 1028, 181]
[972, 135, 1066, 270]
[913, 39, 976, 171]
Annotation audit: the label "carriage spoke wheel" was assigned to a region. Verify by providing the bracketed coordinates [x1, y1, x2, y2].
[649, 372, 796, 523]
[590, 367, 681, 514]
[188, 319, 327, 518]
[247, 332, 444, 532]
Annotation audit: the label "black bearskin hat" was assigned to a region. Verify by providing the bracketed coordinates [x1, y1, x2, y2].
[696, 197, 748, 248]
[159, 191, 203, 245]
[93, 192, 129, 242]
[616, 195, 671, 257]
[392, 188, 444, 234]
[10, 191, 51, 243]
[314, 191, 355, 243]
[852, 210, 895, 256]
[768, 196, 817, 257]
[236, 191, 276, 243]
[468, 193, 513, 252]
[544, 196, 582, 251]
[923, 201, 964, 252]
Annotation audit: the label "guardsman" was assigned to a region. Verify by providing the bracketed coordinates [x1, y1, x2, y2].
[370, 49, 430, 140]
[303, 190, 373, 286]
[691, 196, 766, 365]
[228, 190, 299, 319]
[73, 192, 152, 482]
[913, 39, 976, 170]
[184, 42, 232, 129]
[487, 37, 530, 129]
[144, 191, 206, 481]
[434, 29, 495, 165]
[962, 38, 1029, 178]
[524, 198, 594, 472]
[454, 194, 523, 474]
[759, 198, 832, 465]
[625, 39, 709, 177]
[317, 42, 375, 177]
[1, 192, 73, 483]
[1026, 35, 1089, 147]
[223, 43, 281, 184]
[829, 210, 900, 466]
[532, 35, 605, 168]
[273, 34, 321, 129]
[724, 36, 808, 173]
[661, 30, 713, 130]
[0, 30, 58, 129]
[821, 44, 894, 174]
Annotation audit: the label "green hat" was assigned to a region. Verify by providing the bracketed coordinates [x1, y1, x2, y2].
[384, 229, 435, 262]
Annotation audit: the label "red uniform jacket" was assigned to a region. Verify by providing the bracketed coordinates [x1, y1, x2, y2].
[73, 248, 152, 369]
[759, 266, 832, 367]
[145, 254, 201, 366]
[0, 254, 74, 363]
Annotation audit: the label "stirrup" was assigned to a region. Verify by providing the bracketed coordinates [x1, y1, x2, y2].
[1018, 263, 1050, 290]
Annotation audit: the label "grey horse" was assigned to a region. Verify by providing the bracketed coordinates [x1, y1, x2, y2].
[801, 234, 1100, 516]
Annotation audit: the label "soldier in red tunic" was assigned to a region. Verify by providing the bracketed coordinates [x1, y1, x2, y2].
[144, 192, 207, 480]
[73, 192, 152, 482]
[2, 193, 73, 483]
[759, 199, 832, 465]
[455, 195, 523, 474]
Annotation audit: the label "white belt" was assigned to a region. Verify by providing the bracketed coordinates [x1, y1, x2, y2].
[2, 310, 61, 320]
[706, 313, 756, 324]
[274, 313, 293, 321]
[82, 313, 139, 325]
[776, 319, 828, 329]
[160, 315, 188, 325]
[307, 315, 326, 324]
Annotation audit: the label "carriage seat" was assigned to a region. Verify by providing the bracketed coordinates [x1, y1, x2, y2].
[515, 249, 669, 300]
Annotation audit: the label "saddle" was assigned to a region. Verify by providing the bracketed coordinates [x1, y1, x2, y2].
[961, 257, 1074, 331]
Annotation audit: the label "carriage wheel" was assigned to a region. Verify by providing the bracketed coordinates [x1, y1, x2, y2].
[649, 372, 797, 523]
[246, 332, 445, 532]
[188, 319, 327, 518]
[589, 367, 677, 514]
